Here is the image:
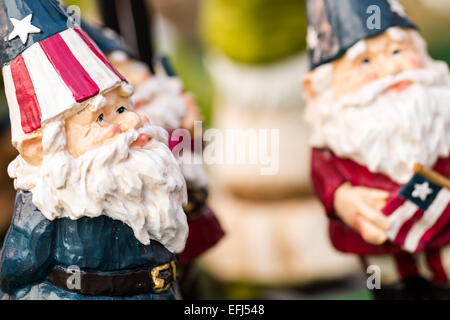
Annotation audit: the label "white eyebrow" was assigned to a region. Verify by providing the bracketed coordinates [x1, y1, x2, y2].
[347, 40, 367, 61]
[387, 27, 407, 42]
[120, 82, 134, 97]
[88, 94, 107, 112]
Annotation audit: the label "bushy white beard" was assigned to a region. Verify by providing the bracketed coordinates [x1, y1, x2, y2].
[130, 76, 186, 131]
[8, 122, 189, 253]
[305, 61, 450, 184]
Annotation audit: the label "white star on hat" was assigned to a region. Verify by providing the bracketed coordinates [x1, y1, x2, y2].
[412, 181, 433, 201]
[8, 14, 41, 45]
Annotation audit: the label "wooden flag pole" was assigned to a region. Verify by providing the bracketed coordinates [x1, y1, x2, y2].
[414, 163, 450, 190]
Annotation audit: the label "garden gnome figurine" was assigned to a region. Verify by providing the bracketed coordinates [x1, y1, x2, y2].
[304, 0, 450, 299]
[0, 0, 188, 300]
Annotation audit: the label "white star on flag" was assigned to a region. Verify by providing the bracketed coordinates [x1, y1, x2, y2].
[8, 14, 41, 45]
[412, 181, 433, 201]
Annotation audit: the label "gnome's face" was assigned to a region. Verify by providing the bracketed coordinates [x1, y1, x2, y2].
[331, 29, 425, 98]
[304, 28, 450, 184]
[130, 73, 202, 134]
[107, 52, 152, 88]
[65, 87, 149, 158]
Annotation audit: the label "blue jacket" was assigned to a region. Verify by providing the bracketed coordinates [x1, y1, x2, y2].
[0, 190, 179, 300]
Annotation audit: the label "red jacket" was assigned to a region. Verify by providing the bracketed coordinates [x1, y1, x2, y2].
[311, 148, 450, 255]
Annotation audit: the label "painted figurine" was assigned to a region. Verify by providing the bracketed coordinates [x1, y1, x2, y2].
[0, 0, 189, 299]
[303, 0, 450, 299]
[79, 19, 224, 267]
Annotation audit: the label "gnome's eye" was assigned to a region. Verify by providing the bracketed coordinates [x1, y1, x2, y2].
[117, 106, 127, 114]
[362, 58, 371, 65]
[97, 113, 104, 123]
[392, 49, 401, 56]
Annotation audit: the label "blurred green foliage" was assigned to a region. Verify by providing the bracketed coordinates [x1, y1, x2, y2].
[429, 41, 450, 65]
[326, 289, 373, 300]
[199, 0, 307, 64]
[171, 39, 215, 127]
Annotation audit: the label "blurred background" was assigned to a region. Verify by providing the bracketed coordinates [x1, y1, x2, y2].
[0, 0, 449, 300]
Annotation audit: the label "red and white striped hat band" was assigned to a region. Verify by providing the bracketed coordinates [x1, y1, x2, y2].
[2, 27, 125, 146]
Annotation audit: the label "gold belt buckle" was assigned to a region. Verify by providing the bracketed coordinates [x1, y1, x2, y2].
[151, 261, 177, 293]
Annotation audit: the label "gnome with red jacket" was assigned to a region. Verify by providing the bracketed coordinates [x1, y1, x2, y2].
[0, 0, 188, 299]
[304, 0, 450, 299]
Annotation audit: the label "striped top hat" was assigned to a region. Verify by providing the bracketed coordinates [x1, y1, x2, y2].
[0, 0, 125, 146]
[306, 0, 416, 70]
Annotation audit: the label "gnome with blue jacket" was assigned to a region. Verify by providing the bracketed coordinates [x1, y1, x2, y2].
[0, 0, 188, 299]
[303, 0, 450, 299]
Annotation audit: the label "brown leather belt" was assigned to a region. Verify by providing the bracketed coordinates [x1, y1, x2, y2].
[48, 261, 177, 297]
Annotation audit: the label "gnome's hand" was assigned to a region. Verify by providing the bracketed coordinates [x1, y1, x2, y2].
[334, 183, 391, 245]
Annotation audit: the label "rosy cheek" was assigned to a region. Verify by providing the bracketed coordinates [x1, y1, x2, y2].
[359, 70, 377, 85]
[95, 123, 120, 139]
[404, 52, 424, 69]
[108, 124, 121, 135]
[409, 57, 423, 69]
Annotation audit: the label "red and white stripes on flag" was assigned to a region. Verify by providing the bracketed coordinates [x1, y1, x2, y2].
[384, 188, 450, 253]
[363, 243, 450, 285]
[2, 28, 124, 145]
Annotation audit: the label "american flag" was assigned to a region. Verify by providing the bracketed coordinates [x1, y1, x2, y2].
[383, 173, 450, 253]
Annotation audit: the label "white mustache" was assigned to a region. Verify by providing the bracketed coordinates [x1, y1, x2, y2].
[128, 123, 169, 148]
[338, 62, 450, 108]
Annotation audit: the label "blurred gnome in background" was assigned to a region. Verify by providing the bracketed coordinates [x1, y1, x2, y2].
[0, 102, 18, 237]
[198, 0, 358, 289]
[131, 58, 225, 269]
[80, 13, 224, 273]
[304, 0, 450, 299]
[0, 0, 189, 300]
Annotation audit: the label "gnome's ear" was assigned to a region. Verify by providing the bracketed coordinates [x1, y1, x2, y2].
[17, 134, 43, 167]
[302, 72, 316, 99]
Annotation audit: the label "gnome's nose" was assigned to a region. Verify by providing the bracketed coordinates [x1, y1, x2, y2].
[117, 111, 145, 132]
[383, 60, 402, 76]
